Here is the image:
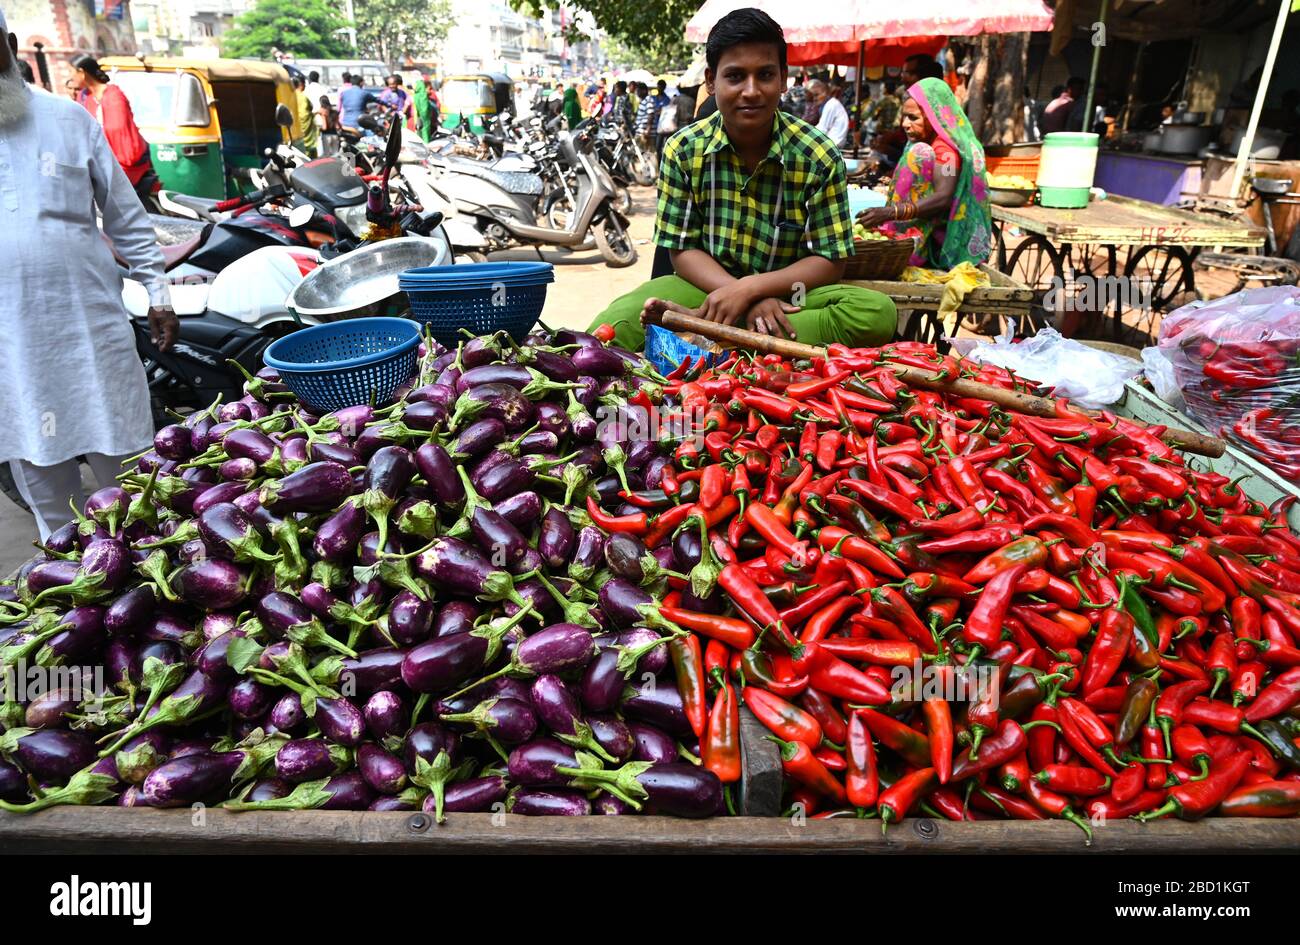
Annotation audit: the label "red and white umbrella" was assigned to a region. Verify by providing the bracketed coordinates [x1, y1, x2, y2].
[685, 0, 1054, 44]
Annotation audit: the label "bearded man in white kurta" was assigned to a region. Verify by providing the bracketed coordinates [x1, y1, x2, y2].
[0, 11, 178, 540]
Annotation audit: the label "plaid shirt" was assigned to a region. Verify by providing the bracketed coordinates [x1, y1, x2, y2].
[654, 109, 853, 278]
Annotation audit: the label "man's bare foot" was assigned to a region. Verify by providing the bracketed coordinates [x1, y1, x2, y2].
[640, 297, 701, 327]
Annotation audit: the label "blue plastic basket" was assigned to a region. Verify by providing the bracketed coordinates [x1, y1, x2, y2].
[263, 317, 421, 413]
[399, 262, 554, 345]
[645, 324, 721, 378]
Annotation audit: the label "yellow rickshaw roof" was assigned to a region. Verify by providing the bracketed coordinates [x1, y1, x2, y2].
[99, 57, 292, 83]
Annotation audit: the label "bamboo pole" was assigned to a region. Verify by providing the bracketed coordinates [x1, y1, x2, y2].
[1229, 0, 1292, 198]
[650, 309, 1226, 457]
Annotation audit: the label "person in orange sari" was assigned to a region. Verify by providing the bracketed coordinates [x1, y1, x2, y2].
[70, 55, 158, 208]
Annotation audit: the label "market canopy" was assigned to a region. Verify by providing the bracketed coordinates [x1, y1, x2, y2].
[684, 0, 1054, 43]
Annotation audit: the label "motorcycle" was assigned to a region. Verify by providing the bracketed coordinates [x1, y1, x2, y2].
[125, 118, 454, 424]
[414, 121, 637, 268]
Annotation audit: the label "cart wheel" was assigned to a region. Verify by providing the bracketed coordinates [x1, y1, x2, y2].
[1003, 234, 1063, 336]
[1060, 243, 1118, 337]
[1117, 245, 1194, 346]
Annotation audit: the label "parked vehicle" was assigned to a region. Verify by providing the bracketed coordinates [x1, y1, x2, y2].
[440, 73, 514, 136]
[100, 57, 297, 199]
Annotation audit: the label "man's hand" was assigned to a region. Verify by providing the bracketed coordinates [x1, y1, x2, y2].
[745, 298, 800, 339]
[148, 305, 179, 354]
[856, 207, 893, 230]
[699, 279, 757, 326]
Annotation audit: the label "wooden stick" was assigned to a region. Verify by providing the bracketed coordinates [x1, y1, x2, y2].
[652, 310, 1226, 458]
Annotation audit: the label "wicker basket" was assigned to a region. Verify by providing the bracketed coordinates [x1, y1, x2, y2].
[843, 237, 916, 280]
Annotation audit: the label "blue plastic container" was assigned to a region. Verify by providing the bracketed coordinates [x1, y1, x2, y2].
[263, 317, 421, 413]
[399, 261, 555, 345]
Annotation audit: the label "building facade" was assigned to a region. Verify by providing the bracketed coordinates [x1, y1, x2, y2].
[8, 0, 137, 91]
[130, 0, 252, 58]
[436, 0, 608, 80]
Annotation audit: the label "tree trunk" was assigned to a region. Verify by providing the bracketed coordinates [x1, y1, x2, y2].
[965, 33, 1029, 146]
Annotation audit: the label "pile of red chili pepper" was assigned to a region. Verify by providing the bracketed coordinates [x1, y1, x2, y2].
[1159, 290, 1300, 479]
[619, 339, 1300, 836]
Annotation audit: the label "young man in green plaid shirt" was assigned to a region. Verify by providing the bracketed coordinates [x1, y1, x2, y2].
[589, 8, 896, 352]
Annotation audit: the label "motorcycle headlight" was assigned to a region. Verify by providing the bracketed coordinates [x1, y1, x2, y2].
[337, 203, 369, 238]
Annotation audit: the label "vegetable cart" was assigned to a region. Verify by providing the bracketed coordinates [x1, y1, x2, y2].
[992, 197, 1265, 346]
[846, 265, 1037, 344]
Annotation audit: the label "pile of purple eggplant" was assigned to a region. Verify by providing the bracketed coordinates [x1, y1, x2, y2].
[0, 327, 724, 820]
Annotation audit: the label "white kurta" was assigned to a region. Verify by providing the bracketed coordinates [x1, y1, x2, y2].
[0, 86, 166, 467]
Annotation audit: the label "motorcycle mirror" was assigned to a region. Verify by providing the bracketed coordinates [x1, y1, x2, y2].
[287, 204, 314, 228]
[275, 103, 294, 129]
[384, 117, 403, 173]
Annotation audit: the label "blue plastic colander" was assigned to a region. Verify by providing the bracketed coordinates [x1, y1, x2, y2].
[263, 317, 421, 413]
[399, 261, 554, 345]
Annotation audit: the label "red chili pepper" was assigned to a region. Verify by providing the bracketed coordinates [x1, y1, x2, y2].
[963, 537, 1048, 583]
[1243, 666, 1300, 721]
[669, 635, 707, 739]
[796, 596, 858, 645]
[703, 675, 741, 783]
[963, 563, 1026, 651]
[807, 646, 891, 705]
[878, 767, 939, 828]
[699, 463, 726, 512]
[923, 697, 954, 785]
[840, 479, 918, 521]
[742, 686, 822, 747]
[917, 525, 1025, 555]
[1137, 751, 1252, 820]
[1081, 608, 1134, 696]
[769, 735, 847, 803]
[659, 606, 756, 650]
[585, 495, 647, 535]
[845, 711, 879, 808]
[819, 638, 921, 666]
[856, 708, 932, 768]
[719, 563, 801, 654]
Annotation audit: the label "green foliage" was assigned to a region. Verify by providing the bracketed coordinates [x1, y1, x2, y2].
[354, 0, 455, 67]
[221, 0, 352, 60]
[510, 0, 698, 70]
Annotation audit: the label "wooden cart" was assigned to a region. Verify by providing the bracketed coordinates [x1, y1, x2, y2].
[847, 265, 1036, 345]
[992, 196, 1265, 346]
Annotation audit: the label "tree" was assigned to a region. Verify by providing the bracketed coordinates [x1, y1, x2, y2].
[353, 0, 454, 68]
[511, 0, 698, 69]
[602, 33, 698, 75]
[222, 0, 352, 60]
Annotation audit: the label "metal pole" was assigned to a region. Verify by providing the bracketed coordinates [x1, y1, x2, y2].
[1230, 0, 1291, 198]
[1082, 0, 1107, 133]
[345, 0, 358, 50]
[33, 42, 52, 92]
[854, 40, 864, 153]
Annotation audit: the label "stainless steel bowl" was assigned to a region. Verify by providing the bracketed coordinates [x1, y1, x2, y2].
[287, 237, 451, 320]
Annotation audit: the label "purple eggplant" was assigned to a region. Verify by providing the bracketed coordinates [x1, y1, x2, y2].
[568, 526, 606, 583]
[469, 507, 528, 566]
[104, 585, 156, 636]
[534, 401, 571, 439]
[0, 759, 29, 804]
[448, 418, 507, 461]
[269, 692, 307, 734]
[400, 398, 447, 431]
[24, 689, 80, 729]
[259, 461, 353, 512]
[409, 382, 456, 411]
[196, 503, 276, 564]
[440, 697, 538, 745]
[511, 622, 596, 677]
[11, 729, 97, 782]
[579, 646, 625, 714]
[433, 601, 480, 638]
[363, 690, 407, 740]
[191, 480, 250, 517]
[176, 558, 249, 611]
[436, 676, 533, 716]
[246, 778, 292, 803]
[357, 744, 407, 794]
[154, 423, 194, 461]
[598, 578, 677, 633]
[257, 591, 354, 657]
[276, 739, 344, 783]
[384, 590, 434, 646]
[41, 521, 80, 556]
[309, 440, 361, 467]
[507, 737, 579, 786]
[588, 714, 634, 762]
[456, 363, 533, 391]
[515, 430, 560, 456]
[510, 550, 546, 578]
[280, 436, 309, 470]
[311, 699, 367, 752]
[84, 485, 130, 533]
[228, 677, 275, 720]
[400, 631, 491, 694]
[312, 499, 366, 562]
[449, 383, 534, 432]
[511, 788, 591, 816]
[370, 794, 419, 811]
[474, 458, 536, 503]
[538, 506, 576, 569]
[339, 648, 405, 694]
[28, 539, 129, 606]
[604, 531, 675, 586]
[617, 627, 671, 677]
[140, 751, 242, 807]
[459, 335, 499, 368]
[414, 442, 465, 505]
[36, 605, 108, 665]
[437, 775, 507, 813]
[360, 445, 416, 550]
[620, 675, 693, 737]
[413, 537, 529, 608]
[494, 490, 542, 529]
[403, 722, 460, 773]
[529, 674, 615, 761]
[594, 794, 632, 815]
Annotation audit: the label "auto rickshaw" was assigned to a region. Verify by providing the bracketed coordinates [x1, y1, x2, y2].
[439, 72, 514, 135]
[98, 57, 298, 199]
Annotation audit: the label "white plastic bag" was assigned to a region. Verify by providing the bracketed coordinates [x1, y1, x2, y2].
[1140, 345, 1184, 410]
[950, 328, 1141, 409]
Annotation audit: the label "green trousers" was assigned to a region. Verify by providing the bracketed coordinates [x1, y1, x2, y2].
[588, 275, 899, 352]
